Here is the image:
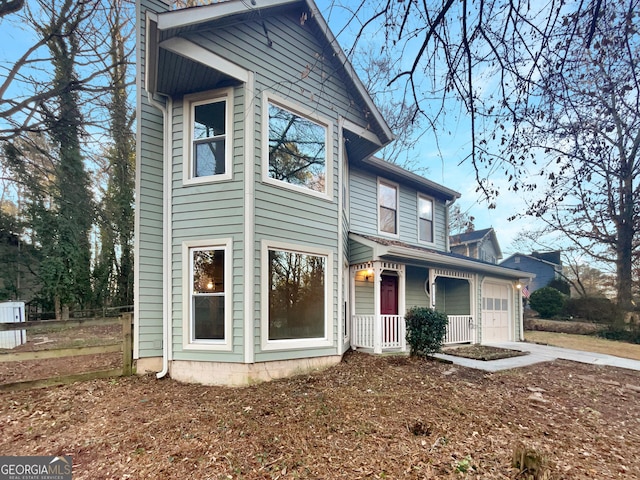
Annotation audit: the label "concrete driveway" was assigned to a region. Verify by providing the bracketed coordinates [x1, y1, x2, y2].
[435, 341, 640, 372]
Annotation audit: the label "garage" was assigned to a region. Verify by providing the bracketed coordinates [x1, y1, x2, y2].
[481, 281, 512, 342]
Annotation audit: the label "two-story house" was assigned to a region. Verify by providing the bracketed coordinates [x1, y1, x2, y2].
[135, 0, 528, 385]
[500, 251, 562, 294]
[449, 228, 503, 264]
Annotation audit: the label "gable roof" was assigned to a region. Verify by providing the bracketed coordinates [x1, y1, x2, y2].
[450, 227, 493, 245]
[501, 252, 562, 269]
[449, 227, 502, 259]
[145, 0, 394, 154]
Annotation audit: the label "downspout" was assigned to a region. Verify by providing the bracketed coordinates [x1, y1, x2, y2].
[146, 90, 172, 379]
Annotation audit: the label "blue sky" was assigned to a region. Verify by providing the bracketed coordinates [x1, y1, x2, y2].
[315, 0, 536, 255]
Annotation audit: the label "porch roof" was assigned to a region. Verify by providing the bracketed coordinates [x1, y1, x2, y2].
[350, 233, 533, 280]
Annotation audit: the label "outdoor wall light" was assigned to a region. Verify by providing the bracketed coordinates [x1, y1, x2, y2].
[365, 269, 374, 281]
[516, 282, 522, 290]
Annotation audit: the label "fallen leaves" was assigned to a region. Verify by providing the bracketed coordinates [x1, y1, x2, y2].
[1, 352, 639, 479]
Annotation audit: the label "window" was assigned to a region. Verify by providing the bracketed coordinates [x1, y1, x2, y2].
[184, 89, 233, 183]
[418, 195, 434, 243]
[261, 241, 332, 350]
[263, 95, 332, 197]
[379, 180, 398, 235]
[183, 239, 232, 350]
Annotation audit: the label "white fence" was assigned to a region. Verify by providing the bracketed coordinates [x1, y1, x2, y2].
[0, 302, 26, 349]
[353, 313, 473, 352]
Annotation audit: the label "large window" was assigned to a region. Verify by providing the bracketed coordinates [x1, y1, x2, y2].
[379, 180, 398, 235]
[418, 195, 434, 243]
[184, 89, 233, 183]
[183, 239, 232, 350]
[268, 249, 326, 340]
[264, 96, 331, 197]
[261, 241, 333, 350]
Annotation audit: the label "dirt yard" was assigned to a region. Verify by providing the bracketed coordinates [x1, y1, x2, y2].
[2, 352, 639, 479]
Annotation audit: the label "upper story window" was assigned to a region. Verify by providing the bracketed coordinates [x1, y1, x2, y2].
[379, 180, 398, 235]
[418, 195, 434, 243]
[263, 94, 332, 199]
[183, 89, 233, 184]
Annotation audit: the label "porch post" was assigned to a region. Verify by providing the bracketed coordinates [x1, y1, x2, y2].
[373, 262, 382, 354]
[350, 267, 356, 347]
[398, 265, 406, 352]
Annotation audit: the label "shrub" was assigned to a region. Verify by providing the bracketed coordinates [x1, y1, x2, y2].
[562, 296, 623, 324]
[597, 324, 640, 344]
[529, 287, 565, 318]
[405, 307, 448, 357]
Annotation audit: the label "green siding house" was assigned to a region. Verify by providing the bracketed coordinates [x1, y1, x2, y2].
[135, 0, 529, 385]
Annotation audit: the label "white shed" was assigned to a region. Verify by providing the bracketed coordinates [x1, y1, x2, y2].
[0, 301, 26, 349]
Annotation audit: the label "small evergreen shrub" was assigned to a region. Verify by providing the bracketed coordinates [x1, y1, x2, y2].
[562, 296, 623, 324]
[529, 287, 565, 318]
[405, 307, 448, 357]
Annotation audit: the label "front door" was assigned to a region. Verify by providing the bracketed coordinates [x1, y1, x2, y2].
[380, 275, 399, 345]
[381, 275, 398, 315]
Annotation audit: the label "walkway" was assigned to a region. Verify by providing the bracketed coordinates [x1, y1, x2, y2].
[434, 341, 640, 372]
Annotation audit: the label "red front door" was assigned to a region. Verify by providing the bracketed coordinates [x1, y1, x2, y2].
[380, 275, 398, 315]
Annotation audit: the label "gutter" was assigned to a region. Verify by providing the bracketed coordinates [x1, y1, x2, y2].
[146, 89, 172, 380]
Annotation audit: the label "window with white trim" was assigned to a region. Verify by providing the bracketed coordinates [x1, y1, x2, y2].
[183, 239, 232, 350]
[184, 89, 233, 183]
[191, 247, 226, 341]
[263, 95, 331, 197]
[268, 248, 326, 340]
[379, 180, 398, 235]
[418, 195, 434, 243]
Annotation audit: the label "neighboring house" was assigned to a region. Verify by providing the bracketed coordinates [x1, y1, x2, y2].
[500, 251, 562, 293]
[135, 0, 529, 386]
[449, 228, 502, 264]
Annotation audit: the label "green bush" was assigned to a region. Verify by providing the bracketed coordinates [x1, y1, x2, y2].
[562, 296, 623, 324]
[529, 287, 565, 318]
[405, 307, 448, 357]
[597, 324, 640, 344]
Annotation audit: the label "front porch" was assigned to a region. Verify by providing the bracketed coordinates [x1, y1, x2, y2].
[349, 260, 476, 354]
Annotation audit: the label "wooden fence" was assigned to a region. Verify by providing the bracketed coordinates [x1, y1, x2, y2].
[0, 313, 133, 392]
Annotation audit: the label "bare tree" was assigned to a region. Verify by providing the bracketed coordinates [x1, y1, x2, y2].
[507, 0, 639, 309]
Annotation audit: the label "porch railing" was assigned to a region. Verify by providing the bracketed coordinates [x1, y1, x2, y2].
[352, 315, 406, 352]
[444, 315, 474, 344]
[353, 314, 473, 352]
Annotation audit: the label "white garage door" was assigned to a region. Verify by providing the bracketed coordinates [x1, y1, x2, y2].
[482, 282, 511, 343]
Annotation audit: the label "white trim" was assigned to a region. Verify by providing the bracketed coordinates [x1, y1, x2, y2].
[182, 238, 234, 352]
[260, 240, 333, 351]
[377, 177, 400, 238]
[417, 193, 436, 246]
[244, 72, 256, 363]
[159, 37, 249, 83]
[261, 92, 334, 201]
[182, 88, 234, 185]
[342, 118, 382, 146]
[157, 0, 299, 30]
